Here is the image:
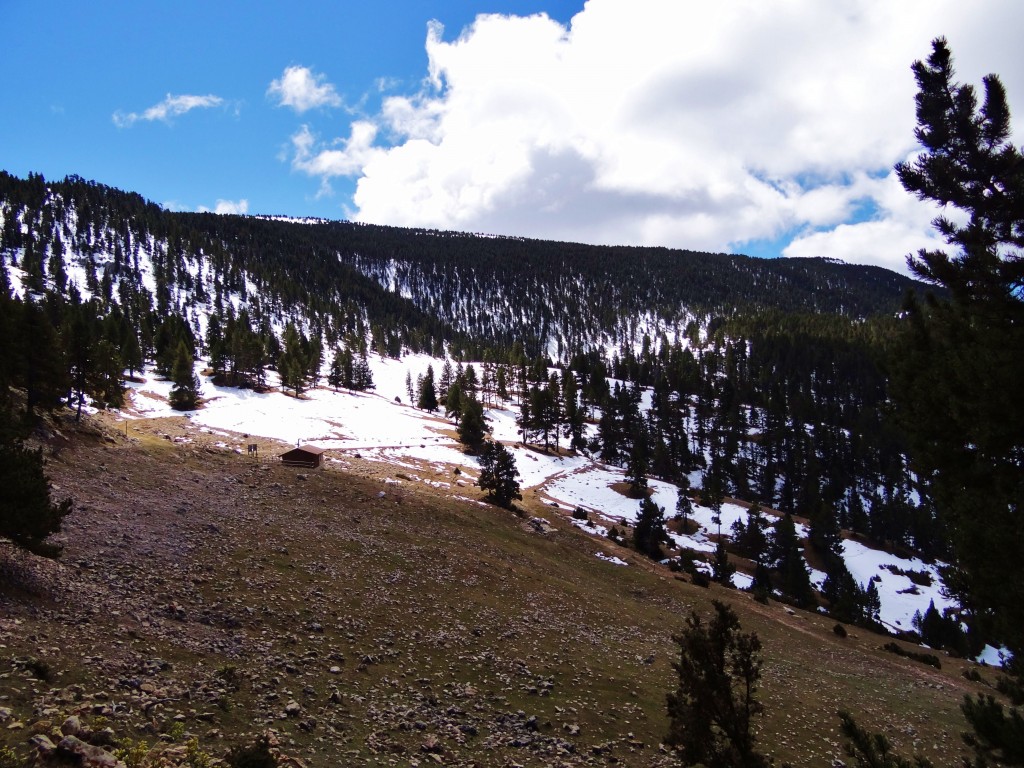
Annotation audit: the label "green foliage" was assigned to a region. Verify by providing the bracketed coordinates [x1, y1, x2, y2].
[961, 694, 1024, 766]
[823, 564, 879, 628]
[477, 441, 521, 508]
[891, 37, 1024, 667]
[881, 642, 941, 669]
[114, 737, 152, 767]
[770, 514, 816, 609]
[456, 396, 487, 450]
[666, 600, 770, 767]
[169, 341, 201, 411]
[0, 435, 72, 557]
[712, 540, 736, 587]
[838, 710, 934, 767]
[227, 734, 278, 768]
[913, 600, 975, 658]
[0, 746, 27, 768]
[632, 497, 667, 560]
[417, 364, 438, 412]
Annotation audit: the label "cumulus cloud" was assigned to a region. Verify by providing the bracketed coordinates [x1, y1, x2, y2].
[268, 65, 343, 112]
[285, 0, 1024, 273]
[198, 199, 249, 215]
[113, 93, 224, 127]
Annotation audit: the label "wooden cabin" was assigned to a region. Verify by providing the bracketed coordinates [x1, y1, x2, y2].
[280, 444, 326, 468]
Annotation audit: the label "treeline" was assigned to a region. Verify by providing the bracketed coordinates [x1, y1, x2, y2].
[0, 171, 945, 607]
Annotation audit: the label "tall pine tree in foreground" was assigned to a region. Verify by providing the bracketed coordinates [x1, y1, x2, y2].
[666, 600, 770, 768]
[0, 407, 72, 559]
[892, 38, 1024, 765]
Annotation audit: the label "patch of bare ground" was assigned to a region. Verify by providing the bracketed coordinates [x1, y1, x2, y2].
[0, 411, 995, 767]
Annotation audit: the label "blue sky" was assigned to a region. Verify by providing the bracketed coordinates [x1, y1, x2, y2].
[4, 1, 1023, 274]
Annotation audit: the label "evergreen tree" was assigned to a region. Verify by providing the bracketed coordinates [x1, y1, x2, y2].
[809, 500, 844, 571]
[445, 381, 464, 424]
[496, 365, 509, 401]
[892, 38, 1024, 667]
[626, 431, 650, 499]
[19, 301, 66, 414]
[561, 369, 586, 450]
[666, 601, 770, 768]
[633, 497, 667, 560]
[168, 341, 201, 411]
[278, 323, 308, 396]
[477, 441, 521, 508]
[352, 350, 374, 391]
[770, 514, 816, 608]
[731, 504, 772, 576]
[838, 711, 933, 768]
[712, 541, 736, 587]
[457, 396, 487, 450]
[417, 364, 438, 411]
[439, 359, 454, 402]
[328, 347, 353, 390]
[0, 428, 72, 558]
[823, 563, 872, 627]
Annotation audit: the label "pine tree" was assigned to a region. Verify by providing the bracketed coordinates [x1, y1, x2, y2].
[445, 381, 464, 424]
[439, 359, 454, 402]
[417, 365, 438, 412]
[352, 350, 374, 391]
[712, 541, 736, 587]
[838, 711, 934, 768]
[666, 601, 770, 768]
[328, 347, 352, 390]
[633, 497, 667, 560]
[0, 424, 72, 558]
[771, 513, 816, 609]
[561, 369, 586, 451]
[674, 478, 694, 532]
[891, 37, 1024, 668]
[477, 441, 521, 508]
[626, 421, 651, 498]
[457, 397, 487, 450]
[169, 341, 201, 411]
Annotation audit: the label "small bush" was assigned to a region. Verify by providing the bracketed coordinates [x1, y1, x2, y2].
[962, 668, 985, 684]
[227, 734, 278, 768]
[115, 739, 152, 768]
[571, 507, 588, 521]
[691, 572, 710, 588]
[833, 623, 848, 638]
[881, 642, 941, 669]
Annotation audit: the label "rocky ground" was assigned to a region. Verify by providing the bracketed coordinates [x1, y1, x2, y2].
[0, 412, 995, 767]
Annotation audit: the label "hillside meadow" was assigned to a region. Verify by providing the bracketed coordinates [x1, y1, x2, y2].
[0, 411, 991, 767]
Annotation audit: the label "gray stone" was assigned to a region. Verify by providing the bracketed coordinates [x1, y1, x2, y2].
[61, 714, 84, 737]
[57, 735, 126, 768]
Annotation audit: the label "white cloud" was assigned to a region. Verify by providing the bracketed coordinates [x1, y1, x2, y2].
[198, 199, 249, 215]
[290, 123, 384, 178]
[113, 93, 224, 127]
[286, 0, 1024, 274]
[268, 65, 342, 113]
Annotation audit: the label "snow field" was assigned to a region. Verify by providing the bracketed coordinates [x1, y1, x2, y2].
[120, 350, 957, 642]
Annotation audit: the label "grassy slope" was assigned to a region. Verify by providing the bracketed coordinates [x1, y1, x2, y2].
[0, 413, 993, 767]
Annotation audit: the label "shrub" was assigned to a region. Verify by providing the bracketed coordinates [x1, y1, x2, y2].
[881, 642, 941, 669]
[227, 734, 278, 768]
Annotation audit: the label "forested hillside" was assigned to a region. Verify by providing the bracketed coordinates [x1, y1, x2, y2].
[0, 170, 955, 636]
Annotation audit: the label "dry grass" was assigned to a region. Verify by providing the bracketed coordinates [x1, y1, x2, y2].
[0, 411, 997, 767]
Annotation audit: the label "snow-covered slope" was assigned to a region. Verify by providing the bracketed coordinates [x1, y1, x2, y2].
[116, 349, 956, 638]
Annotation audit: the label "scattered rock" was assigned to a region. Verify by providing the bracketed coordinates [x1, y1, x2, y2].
[57, 735, 126, 768]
